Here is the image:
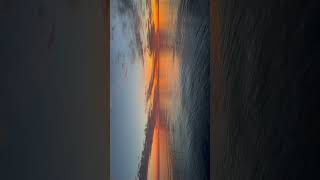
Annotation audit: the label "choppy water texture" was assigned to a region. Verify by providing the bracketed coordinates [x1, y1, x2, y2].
[212, 0, 320, 179]
[166, 0, 210, 179]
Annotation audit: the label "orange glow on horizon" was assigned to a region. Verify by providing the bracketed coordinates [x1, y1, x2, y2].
[144, 0, 160, 117]
[147, 118, 172, 180]
[147, 120, 160, 180]
[144, 0, 179, 178]
[151, 0, 159, 32]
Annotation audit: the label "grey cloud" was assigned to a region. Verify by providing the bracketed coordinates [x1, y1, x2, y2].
[115, 0, 145, 65]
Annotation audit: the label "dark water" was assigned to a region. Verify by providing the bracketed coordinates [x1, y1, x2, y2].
[213, 0, 320, 179]
[168, 0, 210, 179]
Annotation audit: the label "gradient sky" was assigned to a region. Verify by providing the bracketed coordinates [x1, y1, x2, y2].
[110, 0, 150, 179]
[111, 0, 177, 179]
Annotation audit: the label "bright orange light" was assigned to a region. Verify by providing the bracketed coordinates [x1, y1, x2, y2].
[147, 120, 160, 180]
[158, 126, 171, 180]
[151, 0, 159, 32]
[158, 0, 171, 32]
[143, 53, 154, 89]
[143, 0, 179, 178]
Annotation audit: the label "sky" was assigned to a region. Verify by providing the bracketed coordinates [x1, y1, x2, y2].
[110, 0, 150, 179]
[110, 0, 177, 179]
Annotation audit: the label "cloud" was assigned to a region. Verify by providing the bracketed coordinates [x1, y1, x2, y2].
[117, 0, 134, 16]
[147, 23, 157, 56]
[115, 0, 145, 65]
[121, 63, 128, 80]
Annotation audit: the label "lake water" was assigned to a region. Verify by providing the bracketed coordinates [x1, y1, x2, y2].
[159, 0, 211, 179]
[212, 1, 320, 179]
